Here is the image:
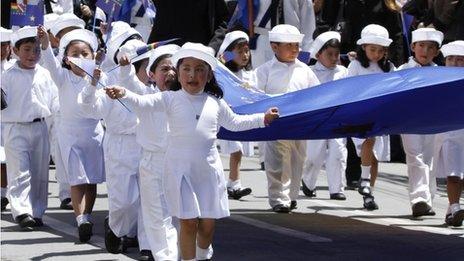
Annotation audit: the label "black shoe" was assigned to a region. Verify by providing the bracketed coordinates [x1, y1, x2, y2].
[60, 198, 73, 210]
[33, 218, 44, 227]
[104, 216, 121, 253]
[139, 250, 154, 261]
[357, 179, 372, 196]
[290, 200, 297, 210]
[78, 221, 93, 243]
[363, 195, 379, 210]
[330, 193, 346, 200]
[345, 180, 359, 190]
[260, 162, 265, 170]
[272, 204, 290, 213]
[445, 209, 464, 227]
[16, 214, 36, 228]
[412, 201, 436, 217]
[1, 197, 8, 211]
[228, 187, 252, 200]
[302, 181, 316, 197]
[122, 236, 139, 249]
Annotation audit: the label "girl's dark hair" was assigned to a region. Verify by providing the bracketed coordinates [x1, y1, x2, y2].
[133, 58, 148, 73]
[149, 53, 172, 73]
[318, 38, 341, 55]
[356, 45, 392, 72]
[223, 38, 252, 72]
[168, 58, 224, 99]
[61, 40, 95, 70]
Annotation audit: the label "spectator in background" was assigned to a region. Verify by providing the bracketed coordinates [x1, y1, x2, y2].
[433, 0, 464, 43]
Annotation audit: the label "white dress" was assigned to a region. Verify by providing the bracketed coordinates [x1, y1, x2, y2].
[122, 88, 266, 219]
[0, 59, 15, 163]
[347, 60, 392, 162]
[433, 129, 464, 179]
[41, 46, 105, 186]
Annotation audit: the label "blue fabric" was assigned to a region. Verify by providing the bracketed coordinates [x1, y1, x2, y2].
[10, 1, 44, 26]
[96, 0, 123, 21]
[216, 67, 464, 141]
[118, 0, 137, 23]
[227, 0, 260, 30]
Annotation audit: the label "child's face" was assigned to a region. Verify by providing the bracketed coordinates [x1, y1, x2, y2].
[13, 41, 41, 69]
[151, 58, 176, 91]
[271, 42, 299, 63]
[445, 55, 464, 67]
[1, 42, 11, 61]
[232, 42, 250, 68]
[411, 41, 439, 66]
[178, 57, 212, 94]
[363, 44, 387, 63]
[65, 41, 94, 77]
[316, 46, 340, 68]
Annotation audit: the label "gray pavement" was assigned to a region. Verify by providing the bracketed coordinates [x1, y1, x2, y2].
[2, 155, 464, 260]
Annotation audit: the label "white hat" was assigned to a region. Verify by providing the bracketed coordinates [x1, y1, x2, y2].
[171, 42, 217, 70]
[147, 44, 180, 73]
[309, 31, 341, 59]
[1, 27, 13, 43]
[411, 28, 444, 46]
[441, 40, 464, 57]
[356, 24, 392, 47]
[11, 26, 37, 46]
[217, 31, 249, 57]
[44, 13, 60, 31]
[117, 39, 151, 63]
[95, 7, 107, 22]
[58, 29, 98, 58]
[107, 21, 142, 65]
[268, 24, 304, 43]
[50, 13, 85, 36]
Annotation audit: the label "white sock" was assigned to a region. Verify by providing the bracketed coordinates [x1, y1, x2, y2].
[360, 166, 371, 187]
[76, 214, 90, 226]
[450, 203, 461, 214]
[196, 245, 213, 260]
[227, 179, 241, 190]
[1, 187, 6, 197]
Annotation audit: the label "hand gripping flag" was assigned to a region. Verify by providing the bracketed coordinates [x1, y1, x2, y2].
[10, 0, 44, 26]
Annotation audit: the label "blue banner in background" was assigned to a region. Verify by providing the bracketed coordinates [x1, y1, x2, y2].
[10, 0, 44, 26]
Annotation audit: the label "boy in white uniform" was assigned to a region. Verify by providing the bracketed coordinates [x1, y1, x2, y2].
[397, 28, 443, 217]
[256, 24, 320, 213]
[1, 26, 58, 228]
[302, 31, 348, 200]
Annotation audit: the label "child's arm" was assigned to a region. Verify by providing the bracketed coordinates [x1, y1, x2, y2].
[218, 99, 279, 131]
[38, 25, 66, 87]
[78, 69, 112, 119]
[118, 56, 151, 95]
[104, 86, 168, 116]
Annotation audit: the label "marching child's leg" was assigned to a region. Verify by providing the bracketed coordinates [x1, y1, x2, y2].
[180, 219, 199, 260]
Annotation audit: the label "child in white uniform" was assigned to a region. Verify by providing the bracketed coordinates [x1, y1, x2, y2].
[118, 43, 180, 261]
[256, 24, 320, 213]
[302, 31, 348, 200]
[397, 28, 443, 217]
[38, 26, 105, 242]
[105, 42, 279, 261]
[1, 26, 58, 228]
[434, 40, 464, 226]
[347, 24, 395, 210]
[217, 30, 256, 200]
[77, 39, 150, 258]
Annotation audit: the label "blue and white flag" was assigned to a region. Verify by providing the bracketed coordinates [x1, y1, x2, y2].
[96, 0, 123, 20]
[141, 0, 156, 18]
[10, 0, 44, 26]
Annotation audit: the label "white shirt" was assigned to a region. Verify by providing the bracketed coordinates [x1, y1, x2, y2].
[347, 60, 395, 77]
[255, 56, 320, 94]
[1, 59, 15, 74]
[235, 69, 257, 88]
[310, 62, 348, 84]
[397, 57, 437, 70]
[1, 62, 57, 123]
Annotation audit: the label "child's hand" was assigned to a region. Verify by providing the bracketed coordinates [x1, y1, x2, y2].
[264, 107, 279, 126]
[119, 55, 130, 66]
[100, 22, 108, 35]
[104, 86, 126, 99]
[348, 51, 357, 61]
[37, 25, 49, 50]
[95, 49, 106, 67]
[91, 69, 101, 87]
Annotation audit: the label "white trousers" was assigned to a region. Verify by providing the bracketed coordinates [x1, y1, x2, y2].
[139, 149, 178, 260]
[303, 138, 347, 194]
[47, 115, 70, 201]
[265, 140, 306, 207]
[3, 121, 49, 219]
[401, 134, 436, 207]
[103, 133, 149, 250]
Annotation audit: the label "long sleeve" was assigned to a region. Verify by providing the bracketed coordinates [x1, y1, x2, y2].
[122, 89, 168, 116]
[119, 64, 151, 95]
[41, 46, 66, 87]
[77, 85, 112, 120]
[218, 99, 265, 132]
[255, 65, 269, 93]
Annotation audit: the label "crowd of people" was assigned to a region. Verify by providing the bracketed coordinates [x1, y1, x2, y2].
[1, 1, 463, 260]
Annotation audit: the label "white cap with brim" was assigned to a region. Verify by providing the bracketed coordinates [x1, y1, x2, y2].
[1, 27, 13, 43]
[171, 42, 217, 70]
[218, 30, 249, 57]
[117, 39, 151, 63]
[58, 29, 98, 58]
[412, 28, 444, 47]
[441, 40, 464, 57]
[11, 26, 37, 46]
[50, 13, 85, 36]
[95, 7, 107, 22]
[107, 22, 142, 65]
[309, 31, 341, 59]
[268, 24, 304, 43]
[44, 13, 60, 31]
[356, 24, 392, 47]
[147, 44, 180, 74]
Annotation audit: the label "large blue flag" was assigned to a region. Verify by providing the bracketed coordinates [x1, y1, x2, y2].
[96, 0, 123, 21]
[216, 67, 464, 141]
[10, 0, 44, 26]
